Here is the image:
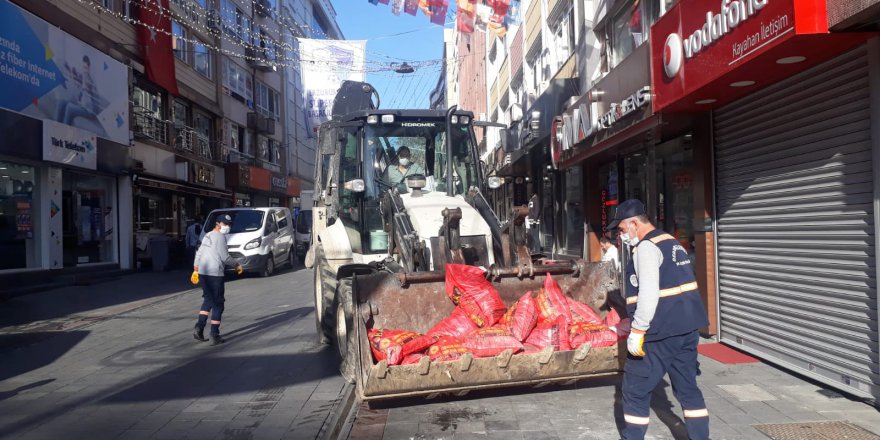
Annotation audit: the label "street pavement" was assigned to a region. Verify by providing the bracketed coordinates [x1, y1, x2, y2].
[346, 346, 880, 440]
[0, 265, 349, 440]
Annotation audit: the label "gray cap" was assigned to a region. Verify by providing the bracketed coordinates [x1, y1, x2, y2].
[606, 199, 646, 231]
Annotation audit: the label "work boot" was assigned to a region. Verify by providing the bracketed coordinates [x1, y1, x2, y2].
[193, 325, 208, 342]
[210, 335, 226, 346]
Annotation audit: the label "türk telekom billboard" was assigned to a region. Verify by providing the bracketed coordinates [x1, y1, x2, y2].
[650, 0, 829, 112]
[0, 0, 129, 145]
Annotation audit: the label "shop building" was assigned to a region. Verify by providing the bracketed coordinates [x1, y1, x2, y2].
[225, 163, 300, 208]
[0, 0, 133, 277]
[649, 0, 879, 398]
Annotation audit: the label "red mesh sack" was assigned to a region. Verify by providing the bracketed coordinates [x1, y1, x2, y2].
[427, 336, 470, 362]
[522, 343, 543, 354]
[524, 316, 570, 351]
[604, 307, 622, 327]
[566, 297, 602, 324]
[463, 326, 523, 357]
[569, 324, 619, 349]
[502, 292, 538, 341]
[427, 306, 480, 338]
[445, 264, 507, 327]
[368, 329, 431, 365]
[401, 353, 427, 365]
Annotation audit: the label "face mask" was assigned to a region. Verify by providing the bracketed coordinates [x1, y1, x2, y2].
[399, 158, 410, 166]
[619, 222, 639, 247]
[220, 225, 231, 234]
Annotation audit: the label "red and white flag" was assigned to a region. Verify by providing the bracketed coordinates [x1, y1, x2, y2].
[137, 0, 179, 95]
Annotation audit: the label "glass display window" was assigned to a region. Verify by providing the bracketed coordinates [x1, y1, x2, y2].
[0, 161, 38, 271]
[62, 171, 116, 266]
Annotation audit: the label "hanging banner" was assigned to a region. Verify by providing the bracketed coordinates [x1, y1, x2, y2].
[404, 0, 419, 15]
[0, 0, 129, 146]
[138, 0, 179, 96]
[391, 0, 404, 15]
[298, 38, 367, 138]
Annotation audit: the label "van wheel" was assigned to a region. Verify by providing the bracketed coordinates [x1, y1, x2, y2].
[288, 250, 296, 268]
[335, 278, 357, 384]
[261, 256, 274, 277]
[313, 246, 335, 344]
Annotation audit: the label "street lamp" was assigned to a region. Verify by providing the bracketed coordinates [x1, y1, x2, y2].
[391, 62, 415, 74]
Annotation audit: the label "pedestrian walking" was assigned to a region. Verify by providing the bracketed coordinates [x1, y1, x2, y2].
[599, 235, 620, 271]
[184, 216, 202, 268]
[606, 199, 710, 440]
[191, 214, 243, 345]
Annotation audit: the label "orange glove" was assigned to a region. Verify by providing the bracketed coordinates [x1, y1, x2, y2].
[190, 271, 199, 285]
[235, 265, 244, 275]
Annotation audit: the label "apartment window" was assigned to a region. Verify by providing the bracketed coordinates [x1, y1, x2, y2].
[260, 31, 277, 62]
[610, 0, 644, 67]
[228, 121, 242, 152]
[172, 21, 188, 63]
[255, 82, 280, 120]
[131, 85, 164, 119]
[193, 39, 212, 79]
[103, 0, 132, 17]
[174, 100, 189, 128]
[223, 58, 254, 103]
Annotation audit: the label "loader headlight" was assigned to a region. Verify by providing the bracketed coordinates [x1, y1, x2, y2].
[460, 115, 470, 125]
[344, 178, 366, 193]
[450, 115, 459, 124]
[367, 115, 379, 124]
[244, 237, 262, 250]
[487, 176, 503, 189]
[381, 114, 395, 123]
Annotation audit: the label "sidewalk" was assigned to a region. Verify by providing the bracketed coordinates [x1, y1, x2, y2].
[0, 268, 350, 440]
[346, 342, 880, 440]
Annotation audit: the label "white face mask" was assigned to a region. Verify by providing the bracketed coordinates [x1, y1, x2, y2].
[399, 158, 410, 166]
[219, 225, 231, 234]
[619, 222, 639, 247]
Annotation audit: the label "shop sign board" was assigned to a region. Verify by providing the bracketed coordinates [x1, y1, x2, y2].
[299, 38, 366, 138]
[43, 119, 97, 170]
[651, 0, 826, 111]
[271, 174, 288, 192]
[195, 163, 215, 185]
[551, 87, 651, 168]
[0, 0, 129, 145]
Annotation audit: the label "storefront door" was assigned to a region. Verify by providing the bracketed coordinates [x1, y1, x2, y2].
[655, 136, 695, 261]
[62, 171, 115, 266]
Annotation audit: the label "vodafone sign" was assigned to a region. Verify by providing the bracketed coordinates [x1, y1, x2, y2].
[651, 0, 828, 112]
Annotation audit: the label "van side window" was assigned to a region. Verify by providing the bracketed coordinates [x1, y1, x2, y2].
[277, 212, 289, 229]
[265, 215, 278, 235]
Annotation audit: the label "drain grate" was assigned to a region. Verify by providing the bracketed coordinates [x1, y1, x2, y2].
[754, 421, 880, 440]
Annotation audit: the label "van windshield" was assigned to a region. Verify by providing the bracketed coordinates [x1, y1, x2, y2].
[296, 210, 312, 234]
[205, 210, 264, 233]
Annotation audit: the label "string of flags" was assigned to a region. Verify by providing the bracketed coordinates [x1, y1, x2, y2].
[368, 0, 521, 37]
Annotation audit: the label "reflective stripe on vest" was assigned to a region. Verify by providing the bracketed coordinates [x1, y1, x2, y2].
[649, 233, 676, 244]
[626, 281, 699, 305]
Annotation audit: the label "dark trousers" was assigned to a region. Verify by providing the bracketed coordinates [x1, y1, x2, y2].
[196, 275, 225, 336]
[621, 330, 709, 440]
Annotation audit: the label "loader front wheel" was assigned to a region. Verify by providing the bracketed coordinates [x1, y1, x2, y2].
[335, 278, 357, 384]
[313, 245, 335, 344]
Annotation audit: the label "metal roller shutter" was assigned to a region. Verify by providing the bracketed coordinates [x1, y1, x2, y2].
[714, 45, 878, 399]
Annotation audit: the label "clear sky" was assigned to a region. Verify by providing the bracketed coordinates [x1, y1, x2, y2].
[331, 1, 449, 110]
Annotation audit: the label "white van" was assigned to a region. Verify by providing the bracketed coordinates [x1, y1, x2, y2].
[200, 207, 294, 277]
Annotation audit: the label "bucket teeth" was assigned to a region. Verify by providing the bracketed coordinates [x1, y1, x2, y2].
[496, 349, 514, 368]
[459, 353, 473, 371]
[537, 346, 555, 364]
[574, 343, 592, 362]
[418, 356, 431, 375]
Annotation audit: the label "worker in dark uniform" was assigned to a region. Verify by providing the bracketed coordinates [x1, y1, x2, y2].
[606, 199, 710, 440]
[191, 214, 243, 345]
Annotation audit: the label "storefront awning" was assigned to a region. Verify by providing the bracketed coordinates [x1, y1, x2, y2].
[135, 175, 232, 200]
[651, 0, 874, 113]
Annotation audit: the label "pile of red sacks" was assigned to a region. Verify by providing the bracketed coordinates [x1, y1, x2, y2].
[368, 264, 631, 365]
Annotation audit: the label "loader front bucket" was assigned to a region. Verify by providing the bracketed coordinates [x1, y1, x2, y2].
[350, 261, 624, 401]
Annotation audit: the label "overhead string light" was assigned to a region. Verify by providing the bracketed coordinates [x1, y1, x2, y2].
[77, 0, 437, 71]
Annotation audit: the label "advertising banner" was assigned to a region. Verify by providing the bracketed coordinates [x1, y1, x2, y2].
[43, 119, 98, 170]
[0, 0, 129, 145]
[298, 38, 366, 138]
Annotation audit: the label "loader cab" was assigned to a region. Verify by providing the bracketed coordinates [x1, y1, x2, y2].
[313, 111, 483, 257]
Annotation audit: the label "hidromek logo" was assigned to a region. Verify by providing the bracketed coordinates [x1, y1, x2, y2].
[663, 0, 768, 78]
[400, 122, 437, 127]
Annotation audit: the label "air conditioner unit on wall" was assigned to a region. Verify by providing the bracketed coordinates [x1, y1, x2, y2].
[206, 10, 221, 32]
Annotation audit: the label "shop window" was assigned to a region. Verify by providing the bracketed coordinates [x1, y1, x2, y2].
[563, 166, 584, 256]
[62, 171, 115, 266]
[0, 162, 38, 271]
[598, 161, 619, 233]
[656, 136, 695, 260]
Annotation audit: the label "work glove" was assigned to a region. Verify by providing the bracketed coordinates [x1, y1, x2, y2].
[190, 271, 199, 285]
[627, 328, 647, 357]
[235, 265, 244, 275]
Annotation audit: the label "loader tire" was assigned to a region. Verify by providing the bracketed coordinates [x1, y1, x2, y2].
[335, 278, 357, 384]
[313, 245, 336, 344]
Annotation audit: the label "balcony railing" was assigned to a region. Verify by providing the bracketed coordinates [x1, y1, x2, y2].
[227, 148, 256, 165]
[175, 127, 215, 161]
[132, 107, 169, 145]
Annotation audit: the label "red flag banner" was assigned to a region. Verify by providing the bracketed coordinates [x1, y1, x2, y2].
[137, 0, 179, 95]
[404, 0, 418, 15]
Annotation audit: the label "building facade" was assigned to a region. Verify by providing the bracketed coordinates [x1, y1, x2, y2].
[0, 0, 339, 284]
